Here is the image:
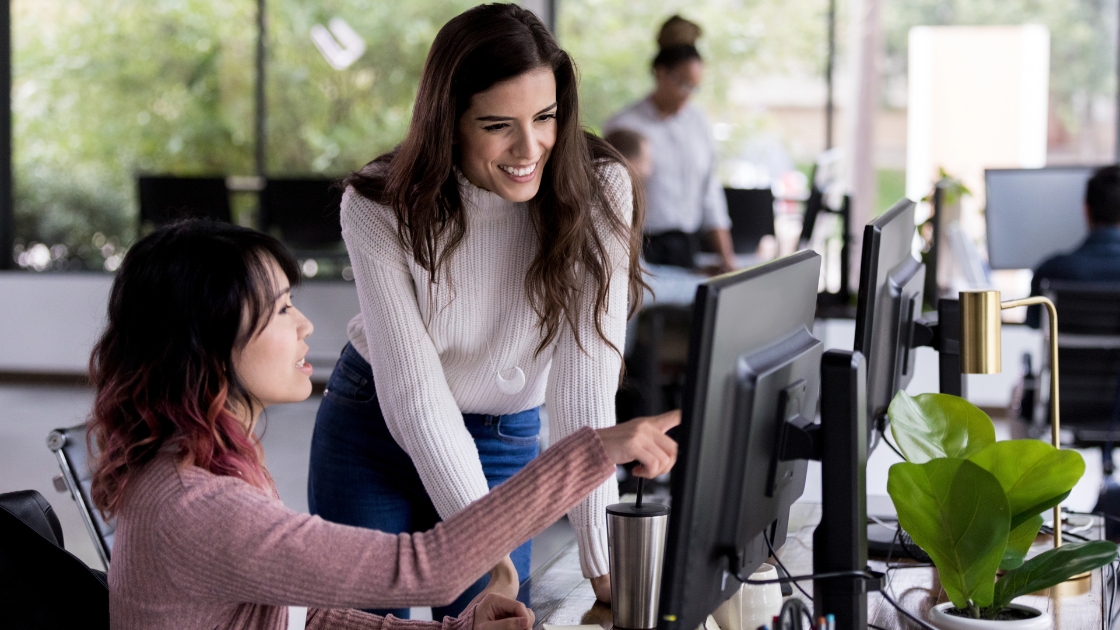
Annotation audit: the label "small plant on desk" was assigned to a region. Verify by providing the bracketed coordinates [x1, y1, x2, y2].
[885, 391, 1119, 623]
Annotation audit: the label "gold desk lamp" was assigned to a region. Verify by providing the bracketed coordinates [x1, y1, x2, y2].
[959, 290, 1062, 548]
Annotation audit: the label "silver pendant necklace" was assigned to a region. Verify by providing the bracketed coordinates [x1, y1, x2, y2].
[486, 335, 526, 395]
[484, 284, 526, 395]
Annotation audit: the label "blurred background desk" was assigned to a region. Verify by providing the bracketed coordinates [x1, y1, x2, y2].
[529, 504, 1107, 630]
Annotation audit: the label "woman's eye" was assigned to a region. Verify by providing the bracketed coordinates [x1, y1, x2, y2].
[483, 123, 509, 132]
[279, 303, 292, 314]
[536, 113, 556, 122]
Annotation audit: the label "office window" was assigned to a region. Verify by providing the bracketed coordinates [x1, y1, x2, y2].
[14, 1, 256, 270]
[265, 0, 481, 175]
[12, 0, 480, 271]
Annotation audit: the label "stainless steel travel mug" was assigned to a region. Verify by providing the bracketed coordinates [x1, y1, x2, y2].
[607, 502, 670, 630]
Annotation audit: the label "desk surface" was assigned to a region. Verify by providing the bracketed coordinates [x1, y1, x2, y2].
[529, 504, 1107, 629]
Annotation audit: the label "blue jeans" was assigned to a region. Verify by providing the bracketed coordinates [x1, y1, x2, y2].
[308, 343, 539, 618]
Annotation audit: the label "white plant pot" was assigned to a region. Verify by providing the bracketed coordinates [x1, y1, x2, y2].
[928, 602, 1052, 630]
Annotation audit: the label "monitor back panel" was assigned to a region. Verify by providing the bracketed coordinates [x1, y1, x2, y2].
[660, 251, 821, 630]
[260, 178, 343, 247]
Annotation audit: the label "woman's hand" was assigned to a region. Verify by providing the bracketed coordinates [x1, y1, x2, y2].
[472, 592, 535, 630]
[596, 411, 680, 478]
[468, 555, 519, 609]
[590, 573, 611, 604]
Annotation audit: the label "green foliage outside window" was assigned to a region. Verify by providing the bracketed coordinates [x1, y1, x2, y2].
[11, 0, 1119, 272]
[12, 0, 477, 271]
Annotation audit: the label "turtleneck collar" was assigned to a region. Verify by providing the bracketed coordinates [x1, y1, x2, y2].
[454, 166, 522, 221]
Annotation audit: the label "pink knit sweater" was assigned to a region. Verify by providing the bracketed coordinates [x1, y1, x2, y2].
[108, 427, 615, 630]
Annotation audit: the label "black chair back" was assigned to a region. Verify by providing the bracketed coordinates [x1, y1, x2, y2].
[0, 490, 109, 627]
[1040, 281, 1120, 441]
[260, 177, 343, 248]
[0, 489, 63, 547]
[48, 424, 114, 567]
[724, 188, 775, 254]
[138, 175, 232, 226]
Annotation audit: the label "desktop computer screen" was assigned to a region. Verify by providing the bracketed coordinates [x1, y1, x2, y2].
[138, 175, 232, 226]
[259, 178, 344, 248]
[658, 250, 822, 630]
[985, 166, 1094, 270]
[853, 199, 925, 433]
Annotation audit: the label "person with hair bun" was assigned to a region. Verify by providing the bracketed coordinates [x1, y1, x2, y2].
[604, 15, 736, 273]
[307, 2, 650, 615]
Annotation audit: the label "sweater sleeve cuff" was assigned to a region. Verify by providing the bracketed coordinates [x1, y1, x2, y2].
[575, 520, 612, 578]
[444, 605, 476, 630]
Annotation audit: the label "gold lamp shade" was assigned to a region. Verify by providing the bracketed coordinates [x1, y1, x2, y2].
[960, 291, 1003, 374]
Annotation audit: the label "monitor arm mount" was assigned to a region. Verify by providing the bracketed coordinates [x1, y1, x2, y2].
[912, 297, 967, 397]
[729, 350, 883, 628]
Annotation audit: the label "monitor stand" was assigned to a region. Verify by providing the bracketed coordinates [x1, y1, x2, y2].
[813, 349, 880, 627]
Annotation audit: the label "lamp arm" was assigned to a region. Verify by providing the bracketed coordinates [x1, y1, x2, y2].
[1000, 296, 1061, 547]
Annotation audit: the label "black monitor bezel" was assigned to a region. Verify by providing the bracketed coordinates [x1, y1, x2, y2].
[853, 198, 924, 431]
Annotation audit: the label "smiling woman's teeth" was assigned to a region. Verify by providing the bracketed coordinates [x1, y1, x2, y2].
[500, 163, 536, 177]
[296, 359, 305, 367]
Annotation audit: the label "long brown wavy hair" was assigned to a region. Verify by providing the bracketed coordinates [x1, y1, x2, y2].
[88, 221, 299, 518]
[344, 3, 646, 356]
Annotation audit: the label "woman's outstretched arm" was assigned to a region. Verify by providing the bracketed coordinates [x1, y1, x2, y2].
[157, 427, 615, 610]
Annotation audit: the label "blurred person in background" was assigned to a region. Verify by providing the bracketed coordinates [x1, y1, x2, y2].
[1027, 165, 1120, 327]
[604, 15, 735, 273]
[605, 129, 654, 181]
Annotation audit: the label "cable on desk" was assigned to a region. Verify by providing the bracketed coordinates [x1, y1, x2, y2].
[773, 597, 816, 630]
[880, 524, 938, 630]
[877, 423, 905, 460]
[878, 589, 938, 630]
[762, 529, 812, 601]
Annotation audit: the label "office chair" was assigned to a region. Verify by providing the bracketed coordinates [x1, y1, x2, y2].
[1020, 281, 1120, 536]
[260, 177, 344, 249]
[0, 490, 109, 627]
[48, 424, 115, 568]
[137, 175, 232, 227]
[723, 187, 775, 254]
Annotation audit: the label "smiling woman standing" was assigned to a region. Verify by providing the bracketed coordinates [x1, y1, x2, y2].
[306, 3, 646, 617]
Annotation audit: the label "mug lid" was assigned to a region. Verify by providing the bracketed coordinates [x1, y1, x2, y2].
[606, 502, 670, 517]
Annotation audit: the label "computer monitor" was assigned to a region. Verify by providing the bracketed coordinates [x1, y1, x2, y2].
[985, 166, 1095, 270]
[138, 175, 232, 227]
[853, 199, 925, 432]
[659, 250, 822, 630]
[259, 178, 344, 248]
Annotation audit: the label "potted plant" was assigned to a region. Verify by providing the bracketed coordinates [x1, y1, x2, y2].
[885, 391, 1119, 628]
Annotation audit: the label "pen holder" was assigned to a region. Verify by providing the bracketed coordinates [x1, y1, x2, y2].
[607, 501, 670, 630]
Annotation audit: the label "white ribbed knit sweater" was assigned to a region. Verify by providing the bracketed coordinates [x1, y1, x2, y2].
[340, 161, 630, 578]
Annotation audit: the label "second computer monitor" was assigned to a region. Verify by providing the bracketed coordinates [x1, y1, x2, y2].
[659, 250, 822, 630]
[853, 199, 925, 431]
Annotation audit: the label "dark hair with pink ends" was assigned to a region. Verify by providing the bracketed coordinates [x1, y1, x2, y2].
[88, 220, 299, 518]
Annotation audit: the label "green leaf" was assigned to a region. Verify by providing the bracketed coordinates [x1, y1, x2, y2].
[968, 441, 1084, 528]
[888, 392, 996, 464]
[990, 541, 1119, 615]
[1000, 515, 1043, 571]
[887, 459, 1010, 608]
